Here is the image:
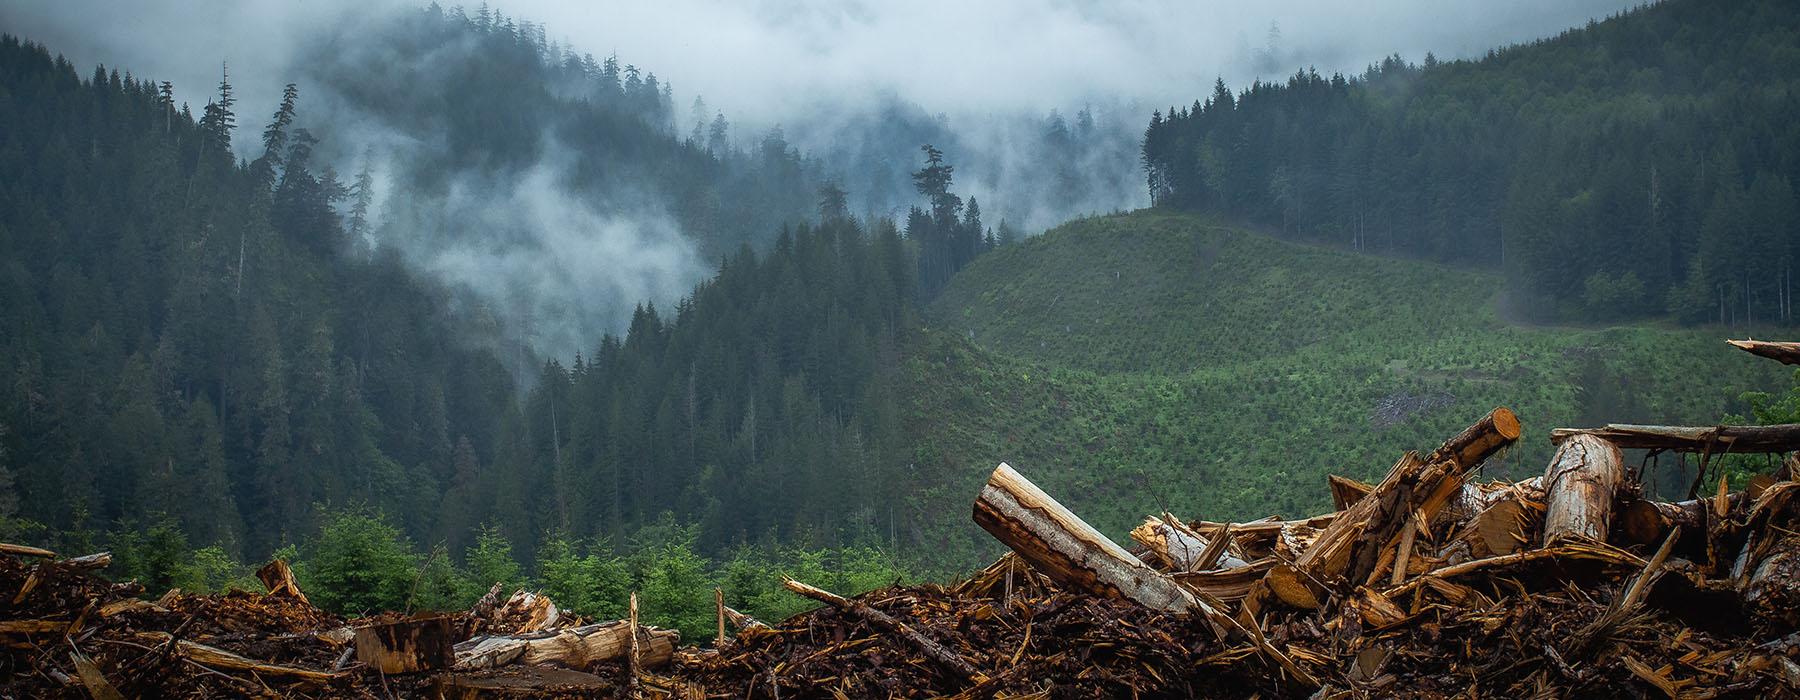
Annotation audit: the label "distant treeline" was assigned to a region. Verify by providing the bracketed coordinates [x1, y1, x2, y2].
[1141, 0, 1800, 324]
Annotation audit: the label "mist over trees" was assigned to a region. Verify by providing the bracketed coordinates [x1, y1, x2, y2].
[1141, 0, 1800, 325]
[0, 26, 1005, 589]
[0, 36, 514, 560]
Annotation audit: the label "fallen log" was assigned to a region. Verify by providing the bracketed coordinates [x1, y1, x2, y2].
[1425, 406, 1523, 470]
[1615, 496, 1719, 546]
[1542, 434, 1625, 545]
[1550, 423, 1800, 453]
[782, 577, 987, 684]
[1728, 339, 1800, 365]
[972, 463, 1212, 614]
[136, 632, 346, 683]
[60, 552, 111, 570]
[353, 615, 455, 674]
[0, 543, 54, 559]
[452, 620, 678, 671]
[255, 559, 308, 604]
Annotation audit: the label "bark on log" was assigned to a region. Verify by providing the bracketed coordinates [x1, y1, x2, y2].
[1425, 406, 1523, 470]
[534, 624, 672, 669]
[60, 552, 111, 570]
[782, 577, 987, 684]
[1745, 543, 1800, 626]
[1550, 423, 1800, 453]
[1728, 339, 1800, 365]
[0, 543, 54, 558]
[1616, 497, 1718, 546]
[1542, 434, 1625, 545]
[256, 559, 308, 604]
[354, 616, 455, 674]
[972, 463, 1211, 614]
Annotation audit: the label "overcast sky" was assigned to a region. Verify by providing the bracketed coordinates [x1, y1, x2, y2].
[7, 0, 1644, 131]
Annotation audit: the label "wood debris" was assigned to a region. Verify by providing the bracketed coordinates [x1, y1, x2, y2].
[3, 342, 1799, 697]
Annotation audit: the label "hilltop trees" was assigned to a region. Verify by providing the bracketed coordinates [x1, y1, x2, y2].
[908, 145, 989, 301]
[1140, 0, 1800, 325]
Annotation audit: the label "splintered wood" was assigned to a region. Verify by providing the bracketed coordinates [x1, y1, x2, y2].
[958, 402, 1800, 698]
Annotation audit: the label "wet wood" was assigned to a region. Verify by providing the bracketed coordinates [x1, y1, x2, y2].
[1728, 339, 1800, 365]
[0, 543, 54, 559]
[973, 463, 1211, 614]
[1542, 434, 1625, 544]
[353, 615, 455, 674]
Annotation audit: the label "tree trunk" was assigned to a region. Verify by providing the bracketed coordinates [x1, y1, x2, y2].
[453, 621, 677, 671]
[1727, 339, 1800, 366]
[972, 463, 1209, 614]
[1425, 406, 1522, 470]
[1550, 423, 1800, 453]
[1542, 434, 1625, 545]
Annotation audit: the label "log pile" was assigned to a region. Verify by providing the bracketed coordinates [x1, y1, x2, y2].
[0, 552, 679, 698]
[2, 338, 1798, 698]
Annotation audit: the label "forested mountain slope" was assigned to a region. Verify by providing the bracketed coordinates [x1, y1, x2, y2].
[913, 211, 1789, 558]
[1141, 0, 1800, 324]
[0, 36, 513, 559]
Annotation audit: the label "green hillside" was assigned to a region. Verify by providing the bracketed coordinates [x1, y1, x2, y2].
[903, 210, 1791, 562]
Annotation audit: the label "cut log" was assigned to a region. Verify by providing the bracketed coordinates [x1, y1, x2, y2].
[1475, 498, 1533, 556]
[1727, 339, 1800, 365]
[518, 622, 676, 669]
[1542, 434, 1625, 545]
[783, 577, 987, 684]
[1290, 452, 1424, 585]
[255, 559, 308, 604]
[1615, 497, 1714, 546]
[353, 615, 455, 674]
[60, 552, 111, 570]
[1425, 406, 1522, 471]
[1550, 424, 1800, 453]
[0, 543, 54, 558]
[972, 463, 1212, 614]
